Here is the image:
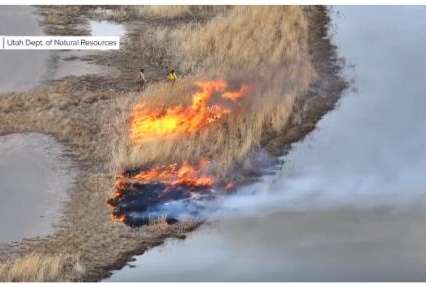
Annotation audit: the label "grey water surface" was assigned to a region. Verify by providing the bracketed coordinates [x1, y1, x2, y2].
[90, 20, 126, 37]
[0, 7, 81, 244]
[0, 6, 49, 93]
[0, 6, 126, 92]
[108, 6, 426, 282]
[0, 133, 77, 244]
[50, 20, 126, 79]
[0, 7, 127, 244]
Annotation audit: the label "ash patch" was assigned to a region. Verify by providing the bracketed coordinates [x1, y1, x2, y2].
[107, 172, 223, 226]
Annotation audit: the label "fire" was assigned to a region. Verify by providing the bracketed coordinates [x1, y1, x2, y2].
[133, 160, 214, 188]
[129, 80, 250, 144]
[107, 173, 129, 208]
[113, 173, 128, 197]
[112, 213, 127, 223]
[109, 80, 249, 225]
[108, 160, 216, 224]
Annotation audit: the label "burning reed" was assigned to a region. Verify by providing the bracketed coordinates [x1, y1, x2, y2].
[109, 6, 314, 225]
[0, 5, 342, 281]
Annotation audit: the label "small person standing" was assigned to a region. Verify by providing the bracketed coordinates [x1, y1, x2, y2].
[167, 69, 177, 84]
[138, 68, 147, 91]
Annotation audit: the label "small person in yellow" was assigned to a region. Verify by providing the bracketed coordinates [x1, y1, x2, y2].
[167, 69, 177, 84]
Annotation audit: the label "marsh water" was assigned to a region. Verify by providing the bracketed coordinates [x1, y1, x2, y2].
[90, 20, 126, 37]
[0, 7, 124, 244]
[0, 133, 77, 244]
[109, 6, 426, 281]
[51, 20, 126, 79]
[0, 6, 128, 243]
[0, 6, 126, 92]
[0, 6, 48, 92]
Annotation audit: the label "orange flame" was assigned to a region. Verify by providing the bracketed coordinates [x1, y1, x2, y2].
[133, 160, 214, 188]
[109, 80, 248, 224]
[109, 160, 215, 223]
[112, 213, 127, 223]
[129, 80, 250, 144]
[107, 173, 129, 208]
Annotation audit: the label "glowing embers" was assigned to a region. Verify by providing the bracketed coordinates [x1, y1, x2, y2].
[129, 80, 250, 143]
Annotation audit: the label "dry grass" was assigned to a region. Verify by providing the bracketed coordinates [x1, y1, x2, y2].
[146, 215, 170, 233]
[86, 6, 225, 22]
[167, 6, 311, 75]
[142, 5, 192, 18]
[0, 5, 337, 282]
[142, 6, 228, 19]
[143, 218, 199, 240]
[87, 6, 191, 21]
[112, 6, 314, 181]
[88, 7, 134, 22]
[0, 253, 84, 281]
[175, 220, 198, 235]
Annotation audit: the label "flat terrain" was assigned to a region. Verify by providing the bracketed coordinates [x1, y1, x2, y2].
[0, 6, 345, 281]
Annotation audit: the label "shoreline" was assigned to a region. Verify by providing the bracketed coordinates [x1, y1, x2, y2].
[0, 6, 346, 281]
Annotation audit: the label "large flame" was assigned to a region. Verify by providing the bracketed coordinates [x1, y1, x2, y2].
[129, 80, 250, 144]
[109, 80, 249, 225]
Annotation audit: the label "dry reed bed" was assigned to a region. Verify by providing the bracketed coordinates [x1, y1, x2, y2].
[112, 6, 314, 182]
[0, 6, 342, 281]
[0, 254, 84, 282]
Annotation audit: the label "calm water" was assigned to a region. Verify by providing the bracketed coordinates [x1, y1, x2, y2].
[90, 20, 126, 37]
[109, 6, 426, 281]
[51, 20, 126, 79]
[0, 7, 83, 244]
[0, 6, 49, 92]
[0, 133, 77, 244]
[0, 7, 126, 92]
